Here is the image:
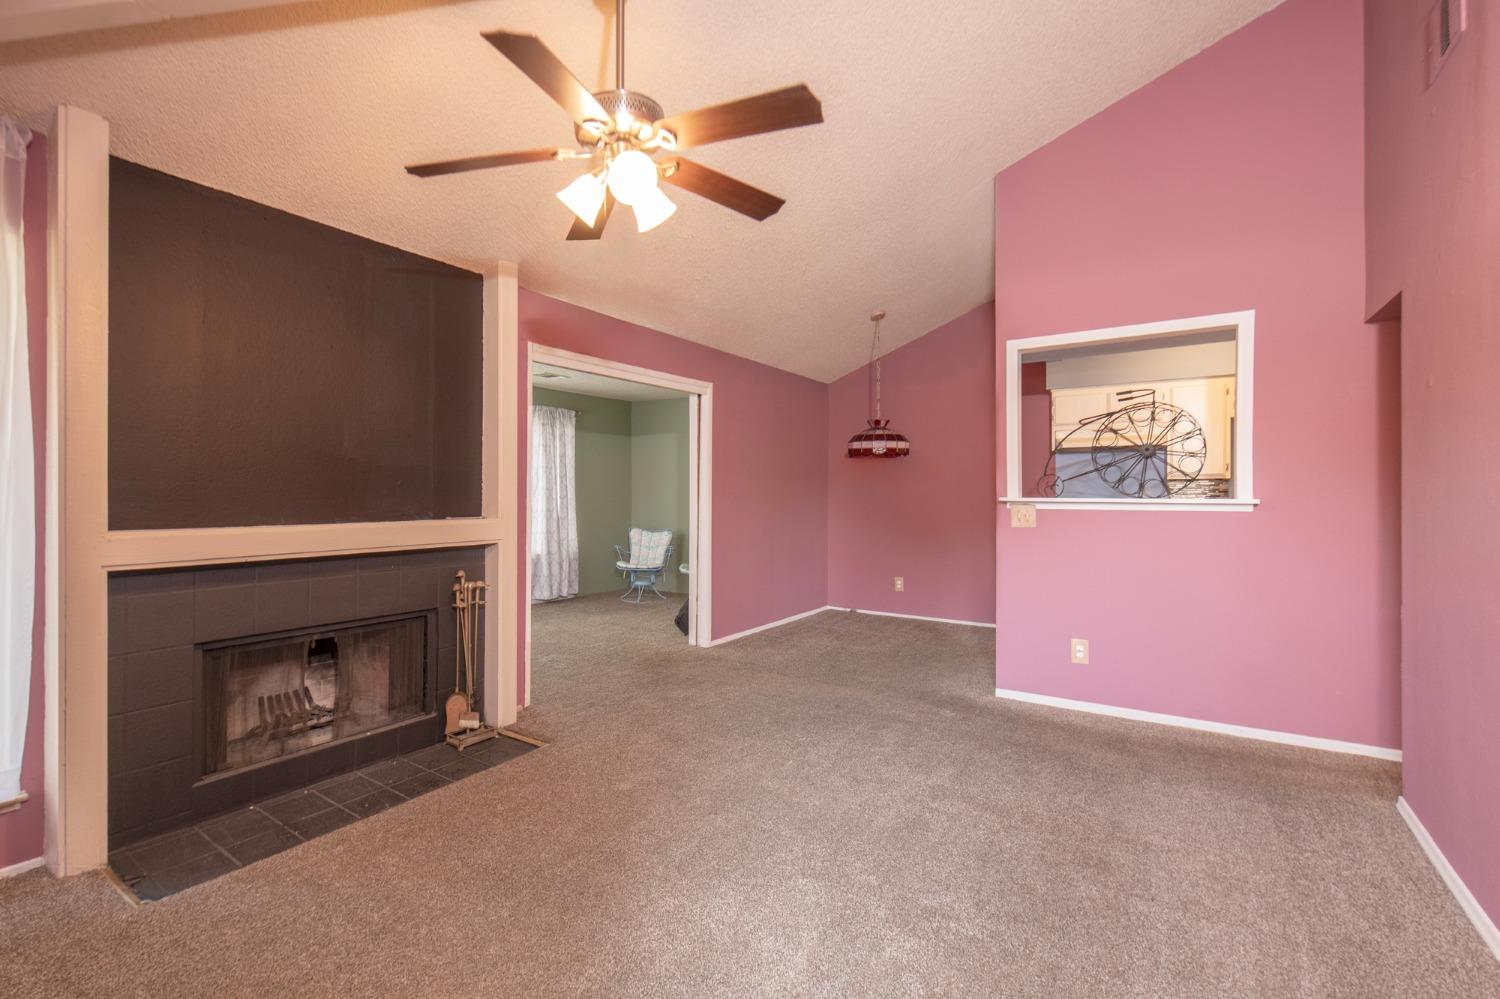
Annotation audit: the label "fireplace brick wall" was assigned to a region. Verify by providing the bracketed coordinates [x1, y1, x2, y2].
[108, 547, 485, 847]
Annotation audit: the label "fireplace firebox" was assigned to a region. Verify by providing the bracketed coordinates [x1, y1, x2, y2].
[202, 615, 431, 777]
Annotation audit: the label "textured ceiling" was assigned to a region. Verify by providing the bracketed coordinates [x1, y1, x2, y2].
[0, 2, 302, 44]
[0, 0, 1282, 381]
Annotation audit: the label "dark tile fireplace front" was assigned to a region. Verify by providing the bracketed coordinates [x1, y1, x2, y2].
[108, 548, 486, 849]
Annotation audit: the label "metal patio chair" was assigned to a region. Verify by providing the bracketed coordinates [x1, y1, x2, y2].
[614, 528, 674, 603]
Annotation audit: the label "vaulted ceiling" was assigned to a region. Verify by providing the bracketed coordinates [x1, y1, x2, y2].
[0, 0, 1282, 380]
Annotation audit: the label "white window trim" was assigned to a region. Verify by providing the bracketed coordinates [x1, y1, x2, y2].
[1002, 310, 1258, 512]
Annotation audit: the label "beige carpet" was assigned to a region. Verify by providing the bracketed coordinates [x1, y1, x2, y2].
[3, 595, 1496, 997]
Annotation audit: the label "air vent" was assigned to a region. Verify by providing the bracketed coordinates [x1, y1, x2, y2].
[1426, 0, 1467, 87]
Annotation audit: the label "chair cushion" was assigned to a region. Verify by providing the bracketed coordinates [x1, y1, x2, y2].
[627, 528, 672, 568]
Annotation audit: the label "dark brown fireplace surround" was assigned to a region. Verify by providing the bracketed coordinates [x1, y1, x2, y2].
[108, 547, 485, 848]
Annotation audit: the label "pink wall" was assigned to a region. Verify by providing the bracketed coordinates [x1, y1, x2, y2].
[517, 289, 829, 701]
[826, 304, 995, 624]
[1, 134, 47, 870]
[1366, 0, 1500, 925]
[992, 0, 1401, 748]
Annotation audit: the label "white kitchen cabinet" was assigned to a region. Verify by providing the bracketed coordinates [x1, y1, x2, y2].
[1051, 389, 1115, 445]
[1167, 377, 1233, 478]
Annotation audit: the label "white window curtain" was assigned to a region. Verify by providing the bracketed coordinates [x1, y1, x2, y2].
[0, 115, 35, 804]
[529, 405, 579, 602]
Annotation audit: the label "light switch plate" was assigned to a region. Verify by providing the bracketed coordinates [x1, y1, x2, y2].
[1010, 504, 1037, 528]
[894, 576, 904, 592]
[1070, 638, 1090, 665]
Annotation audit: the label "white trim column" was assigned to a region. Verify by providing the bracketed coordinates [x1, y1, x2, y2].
[485, 263, 519, 728]
[45, 105, 110, 875]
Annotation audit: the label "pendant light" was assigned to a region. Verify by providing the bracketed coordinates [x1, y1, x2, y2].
[846, 310, 911, 458]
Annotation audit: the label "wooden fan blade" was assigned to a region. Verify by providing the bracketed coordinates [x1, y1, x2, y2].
[654, 84, 822, 150]
[483, 31, 610, 125]
[406, 148, 560, 178]
[661, 159, 785, 221]
[566, 191, 616, 240]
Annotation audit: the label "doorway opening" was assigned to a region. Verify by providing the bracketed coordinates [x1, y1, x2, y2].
[525, 346, 713, 706]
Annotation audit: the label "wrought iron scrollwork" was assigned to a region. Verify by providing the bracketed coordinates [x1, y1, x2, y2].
[1035, 389, 1207, 499]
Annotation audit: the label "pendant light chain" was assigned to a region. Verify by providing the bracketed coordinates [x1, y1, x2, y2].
[846, 310, 909, 458]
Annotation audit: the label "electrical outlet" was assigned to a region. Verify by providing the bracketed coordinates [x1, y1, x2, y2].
[894, 576, 904, 592]
[1070, 638, 1090, 665]
[1010, 504, 1037, 528]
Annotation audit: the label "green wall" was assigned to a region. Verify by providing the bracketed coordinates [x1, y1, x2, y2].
[531, 389, 691, 597]
[533, 387, 631, 596]
[629, 398, 691, 594]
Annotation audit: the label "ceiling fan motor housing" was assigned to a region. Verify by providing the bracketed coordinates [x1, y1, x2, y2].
[576, 89, 665, 143]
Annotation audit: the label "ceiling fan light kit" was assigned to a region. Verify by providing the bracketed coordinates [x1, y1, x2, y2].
[405, 0, 822, 239]
[603, 148, 659, 206]
[555, 170, 607, 226]
[630, 184, 678, 232]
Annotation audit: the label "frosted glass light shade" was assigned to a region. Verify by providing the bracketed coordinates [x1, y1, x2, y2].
[632, 186, 677, 233]
[606, 149, 660, 206]
[556, 171, 606, 226]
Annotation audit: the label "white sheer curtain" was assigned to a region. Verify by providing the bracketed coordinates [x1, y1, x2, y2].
[0, 115, 35, 804]
[529, 405, 579, 602]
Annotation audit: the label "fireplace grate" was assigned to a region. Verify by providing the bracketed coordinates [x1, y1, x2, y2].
[202, 614, 430, 778]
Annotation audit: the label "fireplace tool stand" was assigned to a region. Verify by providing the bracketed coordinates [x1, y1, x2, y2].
[446, 570, 499, 751]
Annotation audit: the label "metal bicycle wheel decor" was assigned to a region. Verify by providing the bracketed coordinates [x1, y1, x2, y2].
[1034, 389, 1208, 499]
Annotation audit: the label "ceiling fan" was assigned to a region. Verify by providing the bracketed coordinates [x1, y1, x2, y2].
[405, 0, 823, 239]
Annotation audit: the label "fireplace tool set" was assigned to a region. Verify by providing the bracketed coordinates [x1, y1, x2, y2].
[445, 570, 499, 750]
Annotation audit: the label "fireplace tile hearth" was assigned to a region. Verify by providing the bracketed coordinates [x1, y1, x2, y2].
[281, 803, 356, 840]
[259, 788, 332, 825]
[151, 851, 239, 898]
[131, 826, 218, 871]
[389, 770, 449, 799]
[361, 758, 426, 787]
[108, 732, 538, 902]
[313, 772, 383, 805]
[224, 826, 301, 866]
[343, 787, 405, 818]
[200, 806, 282, 848]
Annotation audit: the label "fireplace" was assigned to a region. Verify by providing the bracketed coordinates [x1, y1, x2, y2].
[107, 549, 484, 848]
[203, 615, 430, 777]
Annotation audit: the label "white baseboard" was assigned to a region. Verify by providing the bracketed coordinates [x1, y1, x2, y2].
[993, 687, 1402, 761]
[707, 606, 834, 647]
[1397, 796, 1500, 962]
[0, 855, 45, 879]
[830, 606, 996, 629]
